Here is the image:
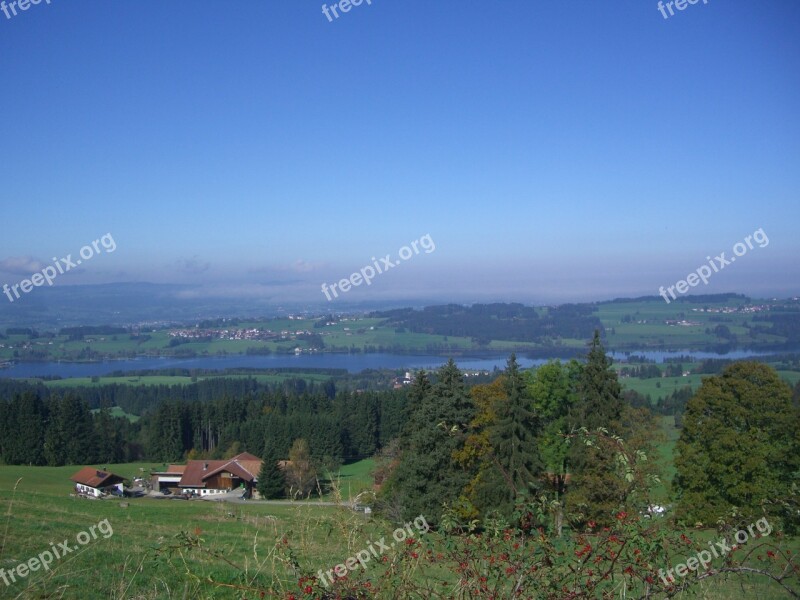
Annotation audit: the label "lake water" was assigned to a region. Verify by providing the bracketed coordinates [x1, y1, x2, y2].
[0, 348, 792, 379]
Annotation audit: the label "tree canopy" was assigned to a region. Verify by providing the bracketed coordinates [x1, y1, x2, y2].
[674, 361, 800, 531]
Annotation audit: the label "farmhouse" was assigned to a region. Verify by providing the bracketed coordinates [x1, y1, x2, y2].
[70, 467, 125, 498]
[151, 452, 263, 498]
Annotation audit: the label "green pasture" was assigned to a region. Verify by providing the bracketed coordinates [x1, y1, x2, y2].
[41, 372, 333, 389]
[621, 374, 707, 402]
[0, 452, 797, 599]
[88, 406, 140, 423]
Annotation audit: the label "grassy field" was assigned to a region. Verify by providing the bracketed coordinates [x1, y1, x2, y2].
[0, 475, 363, 598]
[0, 460, 388, 599]
[650, 415, 679, 504]
[621, 373, 707, 401]
[619, 363, 799, 405]
[0, 456, 796, 599]
[596, 298, 789, 349]
[42, 372, 333, 389]
[327, 459, 375, 500]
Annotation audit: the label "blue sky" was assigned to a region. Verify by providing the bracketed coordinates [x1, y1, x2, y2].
[1, 0, 798, 305]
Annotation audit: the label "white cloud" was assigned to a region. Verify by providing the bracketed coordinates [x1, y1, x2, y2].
[288, 259, 326, 273]
[0, 256, 45, 275]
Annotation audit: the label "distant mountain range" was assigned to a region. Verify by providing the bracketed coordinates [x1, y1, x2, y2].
[0, 282, 438, 330]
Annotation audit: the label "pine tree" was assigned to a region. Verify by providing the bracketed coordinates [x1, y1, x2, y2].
[407, 369, 431, 416]
[571, 331, 623, 430]
[94, 406, 121, 464]
[396, 368, 433, 444]
[43, 397, 68, 466]
[473, 355, 543, 519]
[566, 332, 628, 526]
[59, 395, 97, 465]
[389, 360, 476, 525]
[257, 443, 286, 499]
[8, 392, 46, 465]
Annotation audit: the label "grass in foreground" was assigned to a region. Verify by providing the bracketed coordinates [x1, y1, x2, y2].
[0, 461, 797, 599]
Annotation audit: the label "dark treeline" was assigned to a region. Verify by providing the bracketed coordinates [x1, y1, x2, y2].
[59, 325, 129, 339]
[599, 293, 748, 304]
[0, 393, 140, 465]
[619, 364, 663, 378]
[0, 377, 335, 417]
[146, 388, 407, 464]
[0, 377, 408, 467]
[105, 367, 348, 378]
[371, 303, 602, 343]
[751, 313, 800, 345]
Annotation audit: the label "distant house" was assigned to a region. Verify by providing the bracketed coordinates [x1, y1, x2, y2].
[70, 467, 125, 498]
[151, 452, 263, 498]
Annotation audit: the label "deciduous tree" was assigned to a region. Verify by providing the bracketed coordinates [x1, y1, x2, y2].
[674, 361, 800, 531]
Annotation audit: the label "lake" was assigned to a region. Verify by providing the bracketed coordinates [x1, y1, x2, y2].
[0, 348, 792, 379]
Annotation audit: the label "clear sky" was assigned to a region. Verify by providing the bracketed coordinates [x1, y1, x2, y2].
[1, 0, 798, 305]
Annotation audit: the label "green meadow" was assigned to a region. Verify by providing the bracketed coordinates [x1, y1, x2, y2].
[1, 457, 796, 599]
[43, 372, 333, 389]
[0, 460, 385, 599]
[0, 450, 800, 600]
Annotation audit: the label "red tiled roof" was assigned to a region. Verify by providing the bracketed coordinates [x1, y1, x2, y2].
[70, 467, 124, 488]
[203, 458, 261, 482]
[178, 460, 227, 488]
[231, 452, 261, 461]
[178, 453, 263, 488]
[235, 460, 263, 478]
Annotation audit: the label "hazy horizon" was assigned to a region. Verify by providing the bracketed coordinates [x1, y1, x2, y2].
[2, 1, 799, 309]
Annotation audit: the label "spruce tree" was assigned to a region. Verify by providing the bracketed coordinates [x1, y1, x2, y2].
[390, 360, 475, 525]
[400, 369, 432, 441]
[474, 355, 543, 519]
[566, 332, 627, 526]
[572, 331, 624, 430]
[60, 395, 97, 465]
[8, 392, 46, 465]
[257, 443, 286, 499]
[94, 406, 121, 464]
[43, 397, 68, 466]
